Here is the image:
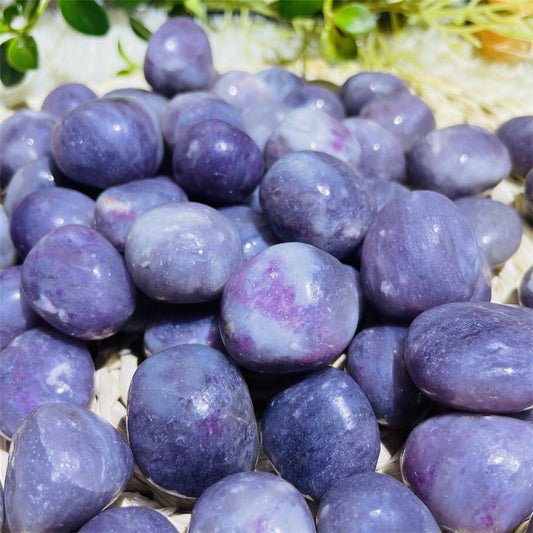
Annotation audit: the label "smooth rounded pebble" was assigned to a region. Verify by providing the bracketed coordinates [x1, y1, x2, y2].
[78, 507, 177, 533]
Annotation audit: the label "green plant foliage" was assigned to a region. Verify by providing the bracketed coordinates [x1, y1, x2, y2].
[57, 0, 109, 36]
[7, 33, 38, 71]
[0, 39, 25, 86]
[332, 3, 376, 35]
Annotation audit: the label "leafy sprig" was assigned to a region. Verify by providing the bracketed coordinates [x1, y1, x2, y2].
[1, 0, 532, 88]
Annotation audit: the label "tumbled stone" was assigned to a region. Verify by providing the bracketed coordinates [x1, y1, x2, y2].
[78, 507, 177, 533]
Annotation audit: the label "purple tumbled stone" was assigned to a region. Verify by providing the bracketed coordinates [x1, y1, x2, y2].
[211, 70, 273, 112]
[78, 507, 177, 533]
[220, 241, 359, 373]
[262, 366, 380, 500]
[519, 265, 533, 308]
[0, 205, 17, 270]
[282, 84, 346, 120]
[188, 471, 316, 533]
[4, 403, 134, 532]
[496, 115, 533, 178]
[360, 190, 481, 320]
[400, 413, 533, 533]
[41, 82, 97, 117]
[21, 224, 137, 340]
[127, 344, 259, 498]
[405, 302, 533, 413]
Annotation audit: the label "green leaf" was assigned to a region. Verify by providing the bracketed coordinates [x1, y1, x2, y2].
[184, 0, 205, 20]
[129, 15, 152, 41]
[319, 23, 357, 62]
[7, 33, 38, 71]
[278, 0, 323, 20]
[111, 0, 146, 8]
[19, 0, 43, 21]
[0, 38, 25, 86]
[57, 0, 109, 36]
[3, 3, 23, 24]
[332, 3, 376, 36]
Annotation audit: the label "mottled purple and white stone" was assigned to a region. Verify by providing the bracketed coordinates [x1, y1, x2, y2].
[264, 107, 361, 169]
[316, 472, 440, 533]
[220, 242, 359, 373]
[261, 366, 380, 500]
[405, 302, 533, 413]
[0, 326, 95, 439]
[78, 507, 177, 533]
[0, 205, 17, 270]
[4, 403, 134, 532]
[400, 413, 533, 533]
[188, 471, 316, 533]
[21, 224, 137, 340]
[124, 202, 243, 303]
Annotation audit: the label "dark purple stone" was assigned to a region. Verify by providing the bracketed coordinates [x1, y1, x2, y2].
[127, 344, 259, 498]
[0, 326, 95, 439]
[21, 224, 137, 340]
[316, 472, 440, 533]
[519, 265, 533, 308]
[496, 115, 533, 178]
[405, 301, 533, 413]
[78, 507, 177, 533]
[400, 413, 533, 533]
[188, 471, 316, 533]
[4, 403, 134, 532]
[261, 366, 380, 500]
[220, 241, 359, 373]
[41, 82, 97, 117]
[526, 168, 533, 213]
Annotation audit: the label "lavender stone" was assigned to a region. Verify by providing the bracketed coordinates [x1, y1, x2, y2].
[360, 190, 480, 320]
[405, 301, 533, 413]
[260, 150, 375, 260]
[346, 325, 431, 428]
[470, 249, 492, 303]
[127, 344, 259, 498]
[365, 178, 410, 212]
[257, 67, 305, 102]
[0, 206, 17, 270]
[93, 177, 187, 252]
[264, 107, 361, 169]
[400, 413, 533, 533]
[21, 224, 137, 340]
[241, 101, 290, 152]
[211, 70, 273, 112]
[125, 202, 243, 303]
[519, 265, 533, 308]
[188, 471, 316, 533]
[4, 403, 134, 532]
[316, 472, 440, 533]
[262, 366, 380, 500]
[78, 507, 177, 533]
[496, 115, 533, 178]
[282, 84, 346, 120]
[0, 326, 95, 439]
[41, 82, 97, 117]
[220, 242, 359, 373]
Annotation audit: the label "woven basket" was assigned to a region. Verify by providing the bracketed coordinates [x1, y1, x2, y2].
[0, 11, 532, 533]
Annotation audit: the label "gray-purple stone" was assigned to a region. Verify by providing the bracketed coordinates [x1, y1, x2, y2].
[21, 224, 137, 340]
[346, 325, 431, 428]
[365, 178, 410, 212]
[78, 507, 177, 533]
[261, 366, 380, 500]
[359, 91, 436, 152]
[405, 301, 533, 413]
[188, 471, 316, 533]
[264, 107, 361, 169]
[241, 101, 290, 152]
[0, 326, 95, 439]
[41, 82, 97, 117]
[496, 115, 533, 178]
[143, 17, 215, 96]
[220, 242, 359, 373]
[52, 97, 163, 188]
[124, 202, 243, 303]
[143, 302, 224, 356]
[93, 177, 187, 252]
[343, 117, 406, 182]
[9, 187, 96, 258]
[339, 71, 410, 116]
[217, 204, 279, 261]
[127, 344, 259, 498]
[104, 88, 169, 123]
[400, 413, 533, 533]
[360, 190, 480, 320]
[259, 150, 376, 260]
[257, 67, 305, 102]
[0, 266, 42, 351]
[519, 265, 533, 308]
[282, 84, 346, 120]
[406, 124, 512, 199]
[211, 70, 273, 112]
[470, 248, 492, 303]
[454, 196, 523, 269]
[316, 472, 440, 533]
[4, 403, 134, 532]
[0, 109, 56, 186]
[0, 206, 17, 270]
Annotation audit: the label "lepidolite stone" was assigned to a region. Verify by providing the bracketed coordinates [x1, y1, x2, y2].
[78, 507, 177, 533]
[21, 224, 137, 340]
[0, 326, 95, 439]
[188, 471, 316, 533]
[127, 344, 259, 498]
[400, 413, 533, 533]
[405, 302, 533, 413]
[261, 366, 380, 500]
[220, 242, 359, 373]
[316, 472, 440, 533]
[4, 403, 134, 532]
